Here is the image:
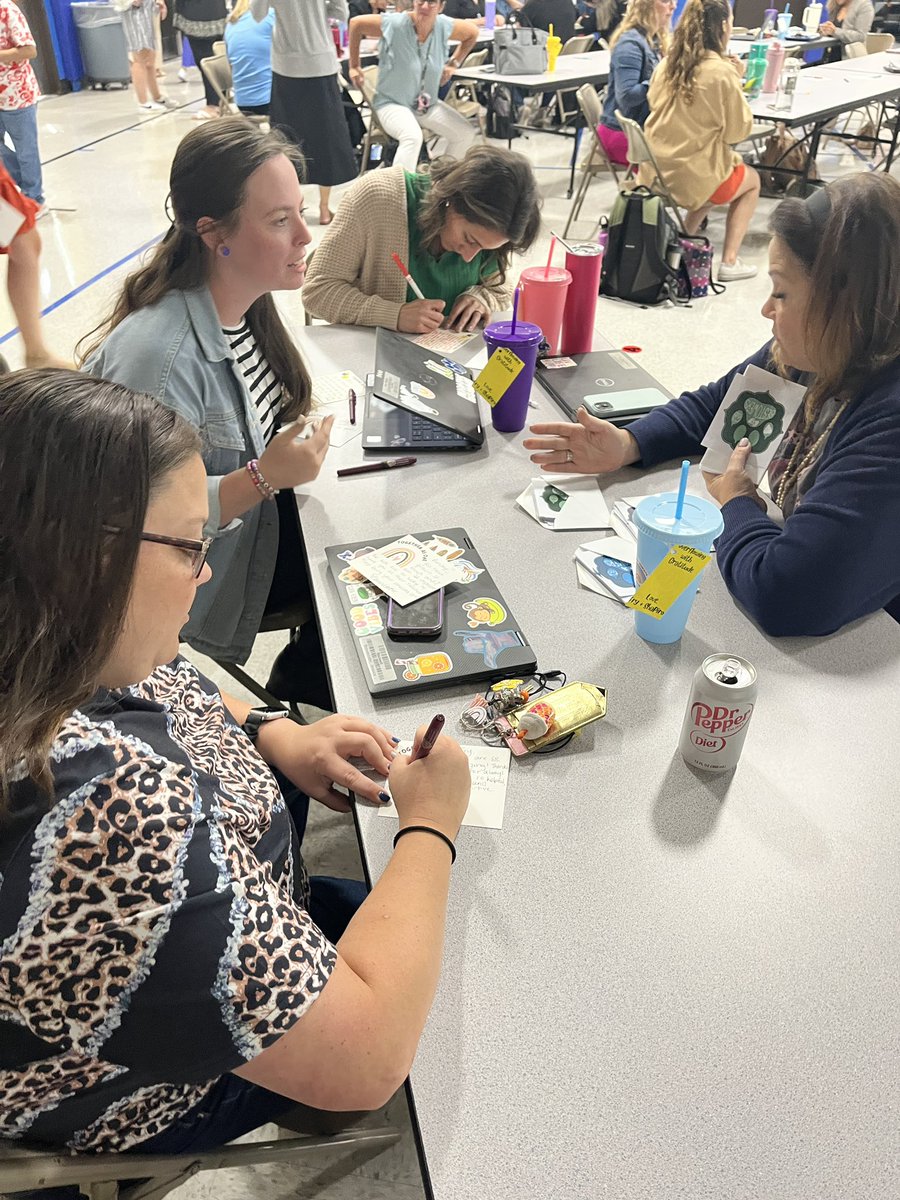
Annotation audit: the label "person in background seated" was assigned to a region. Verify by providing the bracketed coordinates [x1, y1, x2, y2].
[525, 175, 900, 638]
[348, 1, 478, 170]
[442, 0, 505, 23]
[820, 0, 874, 61]
[597, 0, 673, 166]
[79, 121, 333, 710]
[224, 0, 274, 117]
[302, 145, 541, 333]
[0, 369, 471, 1159]
[642, 0, 760, 282]
[576, 0, 628, 44]
[520, 0, 575, 40]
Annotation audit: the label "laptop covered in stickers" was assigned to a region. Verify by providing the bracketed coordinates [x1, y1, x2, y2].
[367, 327, 485, 449]
[325, 527, 537, 697]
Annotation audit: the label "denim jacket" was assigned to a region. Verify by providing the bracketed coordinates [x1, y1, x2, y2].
[85, 287, 279, 665]
[601, 28, 661, 131]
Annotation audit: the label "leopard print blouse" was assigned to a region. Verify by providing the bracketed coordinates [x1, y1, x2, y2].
[0, 657, 336, 1152]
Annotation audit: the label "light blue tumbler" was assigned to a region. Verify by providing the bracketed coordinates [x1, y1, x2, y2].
[632, 494, 724, 644]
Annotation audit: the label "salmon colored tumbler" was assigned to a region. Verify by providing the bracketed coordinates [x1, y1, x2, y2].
[517, 265, 572, 355]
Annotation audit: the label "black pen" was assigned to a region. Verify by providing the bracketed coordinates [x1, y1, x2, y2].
[348, 388, 357, 425]
[337, 456, 417, 478]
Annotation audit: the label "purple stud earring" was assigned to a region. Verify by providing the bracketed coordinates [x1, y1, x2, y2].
[220, 246, 230, 257]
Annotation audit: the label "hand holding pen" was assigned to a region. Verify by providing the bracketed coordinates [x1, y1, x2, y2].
[389, 714, 471, 851]
[392, 251, 445, 334]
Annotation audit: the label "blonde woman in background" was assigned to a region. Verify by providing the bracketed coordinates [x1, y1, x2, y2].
[596, 0, 674, 165]
[643, 0, 760, 282]
[820, 0, 874, 60]
[224, 0, 274, 116]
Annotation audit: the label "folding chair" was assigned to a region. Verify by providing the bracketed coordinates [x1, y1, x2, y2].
[200, 55, 268, 127]
[0, 1124, 399, 1200]
[866, 31, 895, 52]
[563, 84, 626, 237]
[553, 34, 596, 126]
[616, 109, 687, 232]
[445, 48, 488, 139]
[355, 65, 399, 175]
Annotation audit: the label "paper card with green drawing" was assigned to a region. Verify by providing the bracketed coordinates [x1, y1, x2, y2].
[699, 364, 806, 483]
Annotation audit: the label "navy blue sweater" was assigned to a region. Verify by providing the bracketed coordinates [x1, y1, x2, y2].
[629, 342, 900, 637]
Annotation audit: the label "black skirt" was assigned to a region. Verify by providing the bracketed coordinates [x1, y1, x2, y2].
[270, 72, 358, 187]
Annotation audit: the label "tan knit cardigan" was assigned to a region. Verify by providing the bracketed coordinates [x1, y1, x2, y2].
[301, 165, 513, 328]
[642, 52, 753, 212]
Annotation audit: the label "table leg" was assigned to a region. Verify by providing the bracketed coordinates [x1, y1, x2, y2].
[567, 126, 581, 199]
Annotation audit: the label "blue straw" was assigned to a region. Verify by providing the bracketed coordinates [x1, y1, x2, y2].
[675, 459, 690, 521]
[511, 286, 520, 336]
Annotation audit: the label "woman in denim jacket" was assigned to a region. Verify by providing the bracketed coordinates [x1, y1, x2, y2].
[80, 120, 333, 707]
[598, 0, 673, 165]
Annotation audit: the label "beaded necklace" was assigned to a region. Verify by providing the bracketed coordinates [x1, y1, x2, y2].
[773, 398, 849, 510]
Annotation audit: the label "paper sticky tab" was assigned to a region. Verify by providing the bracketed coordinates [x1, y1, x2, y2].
[626, 544, 712, 619]
[474, 347, 524, 407]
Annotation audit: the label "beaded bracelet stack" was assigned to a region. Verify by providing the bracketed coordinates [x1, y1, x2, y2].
[246, 458, 276, 501]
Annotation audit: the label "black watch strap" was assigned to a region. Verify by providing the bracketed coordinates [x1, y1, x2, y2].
[241, 706, 290, 743]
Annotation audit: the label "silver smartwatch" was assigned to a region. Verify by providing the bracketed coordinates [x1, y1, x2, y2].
[241, 706, 291, 743]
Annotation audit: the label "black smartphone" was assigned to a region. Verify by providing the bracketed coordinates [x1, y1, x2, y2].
[386, 589, 445, 640]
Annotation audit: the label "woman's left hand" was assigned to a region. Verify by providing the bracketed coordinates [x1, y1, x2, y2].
[262, 714, 398, 811]
[446, 293, 489, 331]
[440, 63, 457, 87]
[703, 439, 767, 510]
[819, 20, 836, 33]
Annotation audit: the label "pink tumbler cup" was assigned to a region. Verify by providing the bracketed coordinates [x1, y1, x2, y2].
[560, 243, 603, 356]
[482, 320, 542, 433]
[517, 266, 572, 355]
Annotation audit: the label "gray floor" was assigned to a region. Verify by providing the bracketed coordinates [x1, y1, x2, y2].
[7, 63, 893, 1199]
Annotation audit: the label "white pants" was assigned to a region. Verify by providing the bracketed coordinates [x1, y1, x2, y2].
[376, 101, 477, 170]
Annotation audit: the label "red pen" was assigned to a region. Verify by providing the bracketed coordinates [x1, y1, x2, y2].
[348, 387, 357, 425]
[391, 252, 426, 301]
[336, 456, 417, 478]
[410, 714, 445, 761]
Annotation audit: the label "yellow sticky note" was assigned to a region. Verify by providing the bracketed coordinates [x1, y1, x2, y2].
[474, 347, 525, 407]
[626, 544, 712, 620]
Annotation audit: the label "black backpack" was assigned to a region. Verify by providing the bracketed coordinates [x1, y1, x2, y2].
[600, 187, 682, 306]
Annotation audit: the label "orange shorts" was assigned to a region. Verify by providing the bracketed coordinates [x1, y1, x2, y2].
[708, 163, 746, 206]
[0, 163, 38, 255]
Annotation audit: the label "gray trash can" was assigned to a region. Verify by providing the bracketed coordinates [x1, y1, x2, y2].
[71, 2, 131, 89]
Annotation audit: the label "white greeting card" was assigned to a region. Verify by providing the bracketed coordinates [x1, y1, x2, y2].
[514, 474, 611, 531]
[350, 535, 465, 606]
[377, 741, 510, 829]
[699, 364, 806, 483]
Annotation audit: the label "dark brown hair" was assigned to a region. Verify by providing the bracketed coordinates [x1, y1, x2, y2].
[663, 0, 731, 101]
[416, 146, 542, 285]
[0, 370, 200, 811]
[768, 174, 900, 408]
[76, 119, 312, 421]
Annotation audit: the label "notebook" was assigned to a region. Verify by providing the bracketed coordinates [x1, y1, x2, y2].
[326, 527, 537, 696]
[536, 349, 672, 426]
[368, 327, 485, 448]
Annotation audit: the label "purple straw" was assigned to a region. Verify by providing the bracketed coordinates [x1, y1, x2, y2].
[511, 286, 520, 336]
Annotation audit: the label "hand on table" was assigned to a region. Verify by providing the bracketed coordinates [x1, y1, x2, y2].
[398, 298, 446, 334]
[445, 293, 489, 332]
[389, 727, 471, 843]
[258, 415, 333, 490]
[819, 20, 837, 33]
[522, 407, 641, 475]
[262, 714, 399, 811]
[702, 439, 767, 511]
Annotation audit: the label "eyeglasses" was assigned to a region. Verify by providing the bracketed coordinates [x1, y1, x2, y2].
[414, 1, 441, 7]
[140, 532, 212, 578]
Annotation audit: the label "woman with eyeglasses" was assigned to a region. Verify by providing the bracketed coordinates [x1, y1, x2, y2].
[0, 369, 471, 1159]
[348, 0, 478, 170]
[79, 120, 333, 710]
[597, 0, 673, 166]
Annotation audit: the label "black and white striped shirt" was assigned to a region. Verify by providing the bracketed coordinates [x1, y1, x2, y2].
[223, 320, 283, 444]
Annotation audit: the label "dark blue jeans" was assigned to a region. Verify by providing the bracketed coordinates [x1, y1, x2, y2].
[12, 874, 367, 1197]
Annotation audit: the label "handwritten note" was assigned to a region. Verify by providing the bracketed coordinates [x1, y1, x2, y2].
[311, 370, 366, 447]
[377, 741, 510, 829]
[413, 329, 476, 354]
[626, 545, 712, 619]
[474, 347, 524, 407]
[350, 535, 465, 606]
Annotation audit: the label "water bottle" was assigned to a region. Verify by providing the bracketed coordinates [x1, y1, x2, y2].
[484, 0, 496, 30]
[762, 39, 786, 93]
[743, 42, 768, 99]
[761, 7, 778, 33]
[774, 57, 801, 110]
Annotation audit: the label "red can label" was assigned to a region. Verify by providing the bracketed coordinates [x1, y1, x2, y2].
[688, 701, 754, 752]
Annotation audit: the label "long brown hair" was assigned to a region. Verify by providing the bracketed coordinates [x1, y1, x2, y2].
[768, 174, 900, 410]
[77, 120, 311, 422]
[0, 371, 200, 812]
[609, 0, 670, 53]
[415, 146, 541, 285]
[662, 0, 731, 101]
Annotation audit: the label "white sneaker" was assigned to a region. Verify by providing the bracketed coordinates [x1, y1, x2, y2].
[34, 203, 48, 220]
[139, 100, 165, 110]
[718, 258, 758, 282]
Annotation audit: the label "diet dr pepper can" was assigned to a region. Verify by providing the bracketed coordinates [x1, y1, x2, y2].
[679, 654, 757, 771]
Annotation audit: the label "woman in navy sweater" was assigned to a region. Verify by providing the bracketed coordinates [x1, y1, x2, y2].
[524, 174, 900, 637]
[598, 0, 674, 165]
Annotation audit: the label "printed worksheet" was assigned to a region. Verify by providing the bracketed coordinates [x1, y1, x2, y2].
[377, 741, 510, 829]
[700, 363, 806, 483]
[350, 535, 466, 606]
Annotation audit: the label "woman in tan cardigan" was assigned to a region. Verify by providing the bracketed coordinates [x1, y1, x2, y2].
[643, 0, 761, 282]
[302, 146, 541, 333]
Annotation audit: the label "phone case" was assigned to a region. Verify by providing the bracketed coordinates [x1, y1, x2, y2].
[386, 591, 445, 640]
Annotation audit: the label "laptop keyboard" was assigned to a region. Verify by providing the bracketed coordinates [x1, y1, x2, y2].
[409, 414, 468, 444]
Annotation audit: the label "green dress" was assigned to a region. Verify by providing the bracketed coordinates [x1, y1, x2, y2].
[403, 170, 498, 310]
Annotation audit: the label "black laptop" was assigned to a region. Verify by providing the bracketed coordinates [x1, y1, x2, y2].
[363, 327, 485, 453]
[536, 349, 672, 426]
